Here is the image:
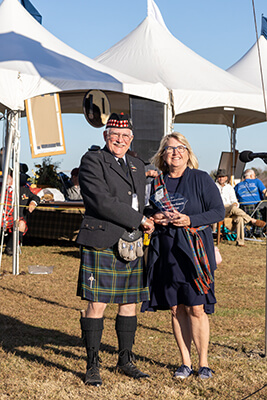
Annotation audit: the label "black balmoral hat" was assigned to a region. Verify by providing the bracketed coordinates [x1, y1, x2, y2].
[106, 112, 133, 130]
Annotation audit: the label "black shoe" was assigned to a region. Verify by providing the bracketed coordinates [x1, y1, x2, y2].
[117, 361, 150, 379]
[117, 350, 150, 379]
[85, 364, 102, 386]
[4, 247, 13, 256]
[85, 355, 102, 386]
[117, 361, 149, 379]
[117, 350, 149, 379]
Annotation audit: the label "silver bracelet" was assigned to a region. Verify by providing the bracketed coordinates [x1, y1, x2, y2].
[141, 216, 147, 226]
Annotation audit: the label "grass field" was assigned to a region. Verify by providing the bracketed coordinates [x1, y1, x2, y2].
[0, 239, 267, 399]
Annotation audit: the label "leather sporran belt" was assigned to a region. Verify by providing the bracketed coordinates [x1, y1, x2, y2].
[118, 229, 144, 262]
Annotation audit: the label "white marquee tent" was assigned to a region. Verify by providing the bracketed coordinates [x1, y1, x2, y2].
[0, 0, 169, 274]
[95, 0, 266, 130]
[0, 0, 168, 113]
[227, 24, 267, 91]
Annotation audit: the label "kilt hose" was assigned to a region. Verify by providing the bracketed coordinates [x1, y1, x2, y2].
[77, 246, 150, 304]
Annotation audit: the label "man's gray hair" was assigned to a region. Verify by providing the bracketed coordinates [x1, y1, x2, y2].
[243, 169, 255, 179]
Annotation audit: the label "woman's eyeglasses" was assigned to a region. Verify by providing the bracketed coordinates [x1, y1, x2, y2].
[164, 145, 187, 154]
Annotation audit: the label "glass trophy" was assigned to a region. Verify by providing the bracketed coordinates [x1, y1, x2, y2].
[150, 186, 187, 219]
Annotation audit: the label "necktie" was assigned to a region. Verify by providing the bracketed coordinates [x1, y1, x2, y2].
[118, 158, 128, 175]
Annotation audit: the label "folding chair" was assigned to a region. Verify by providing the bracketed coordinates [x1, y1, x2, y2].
[215, 218, 237, 245]
[244, 200, 267, 239]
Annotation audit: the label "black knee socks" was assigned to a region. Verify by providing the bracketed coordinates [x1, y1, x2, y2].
[5, 232, 13, 250]
[80, 315, 137, 368]
[5, 231, 23, 249]
[80, 317, 104, 368]
[115, 314, 137, 366]
[19, 231, 23, 244]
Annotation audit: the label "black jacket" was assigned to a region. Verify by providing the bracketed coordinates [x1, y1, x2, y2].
[20, 186, 40, 219]
[76, 147, 146, 249]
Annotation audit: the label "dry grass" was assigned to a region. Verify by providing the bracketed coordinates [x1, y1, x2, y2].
[0, 239, 267, 399]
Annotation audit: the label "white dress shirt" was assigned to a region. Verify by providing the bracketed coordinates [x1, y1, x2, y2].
[216, 182, 238, 206]
[115, 155, 139, 211]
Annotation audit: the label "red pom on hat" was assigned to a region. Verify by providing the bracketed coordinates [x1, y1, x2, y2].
[106, 113, 133, 130]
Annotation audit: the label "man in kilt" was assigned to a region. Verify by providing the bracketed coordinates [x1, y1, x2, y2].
[76, 112, 154, 386]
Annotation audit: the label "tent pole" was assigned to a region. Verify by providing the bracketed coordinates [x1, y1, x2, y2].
[164, 103, 168, 135]
[0, 111, 15, 236]
[0, 111, 19, 273]
[265, 229, 267, 357]
[12, 111, 20, 275]
[230, 115, 237, 185]
[165, 90, 174, 135]
[0, 112, 9, 270]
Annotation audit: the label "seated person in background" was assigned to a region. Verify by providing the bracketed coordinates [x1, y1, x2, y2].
[234, 169, 267, 238]
[37, 187, 65, 202]
[215, 169, 266, 246]
[66, 167, 82, 201]
[2, 170, 40, 256]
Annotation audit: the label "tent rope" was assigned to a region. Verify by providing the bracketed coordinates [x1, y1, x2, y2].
[252, 0, 267, 121]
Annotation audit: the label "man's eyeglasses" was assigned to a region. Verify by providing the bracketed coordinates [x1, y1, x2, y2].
[108, 132, 133, 142]
[164, 145, 187, 154]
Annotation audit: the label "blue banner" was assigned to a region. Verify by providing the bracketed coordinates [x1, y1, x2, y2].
[21, 0, 42, 24]
[261, 15, 267, 40]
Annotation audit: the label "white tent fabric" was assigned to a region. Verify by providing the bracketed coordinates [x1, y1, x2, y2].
[0, 0, 168, 112]
[0, 0, 169, 275]
[95, 0, 266, 128]
[227, 34, 267, 89]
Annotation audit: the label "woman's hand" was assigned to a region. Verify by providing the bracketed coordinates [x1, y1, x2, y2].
[170, 212, 191, 227]
[152, 212, 170, 226]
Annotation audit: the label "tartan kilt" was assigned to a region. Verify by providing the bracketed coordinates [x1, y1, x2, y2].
[240, 203, 264, 236]
[77, 246, 150, 304]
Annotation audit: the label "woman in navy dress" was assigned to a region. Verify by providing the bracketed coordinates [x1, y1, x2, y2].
[142, 132, 225, 379]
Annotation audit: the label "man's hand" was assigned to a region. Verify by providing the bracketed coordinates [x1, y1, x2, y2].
[28, 201, 37, 213]
[145, 169, 158, 178]
[141, 217, 154, 235]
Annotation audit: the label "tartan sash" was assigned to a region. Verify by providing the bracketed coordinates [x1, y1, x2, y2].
[184, 226, 213, 295]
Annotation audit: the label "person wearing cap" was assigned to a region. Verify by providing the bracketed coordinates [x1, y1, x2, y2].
[76, 112, 154, 386]
[66, 167, 82, 201]
[234, 169, 267, 238]
[215, 169, 266, 246]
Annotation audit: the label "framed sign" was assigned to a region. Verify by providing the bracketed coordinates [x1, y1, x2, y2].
[26, 93, 66, 158]
[217, 150, 245, 183]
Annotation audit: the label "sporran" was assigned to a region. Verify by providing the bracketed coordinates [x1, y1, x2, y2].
[118, 229, 144, 262]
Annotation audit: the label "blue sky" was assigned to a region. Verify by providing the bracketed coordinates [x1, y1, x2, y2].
[2, 0, 267, 175]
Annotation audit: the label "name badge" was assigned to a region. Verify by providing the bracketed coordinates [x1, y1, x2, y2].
[132, 193, 139, 211]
